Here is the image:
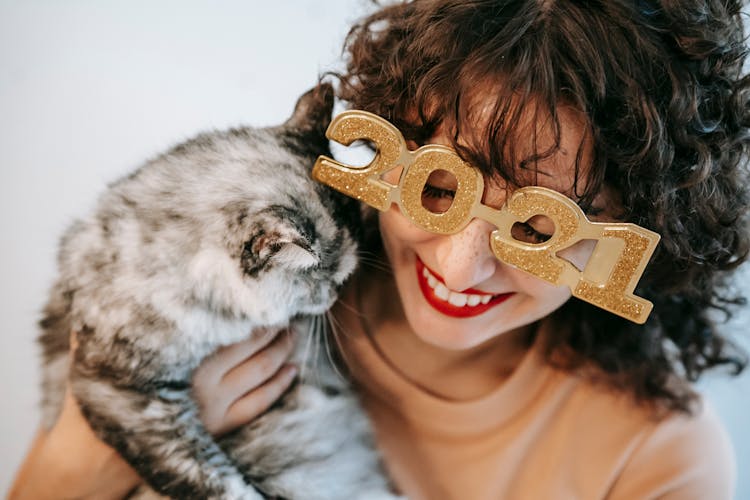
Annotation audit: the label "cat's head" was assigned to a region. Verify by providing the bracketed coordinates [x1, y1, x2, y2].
[193, 83, 360, 326]
[248, 84, 359, 322]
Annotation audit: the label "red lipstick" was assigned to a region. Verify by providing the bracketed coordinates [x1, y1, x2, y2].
[415, 258, 513, 318]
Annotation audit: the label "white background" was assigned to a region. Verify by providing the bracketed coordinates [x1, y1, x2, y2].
[1, 1, 748, 498]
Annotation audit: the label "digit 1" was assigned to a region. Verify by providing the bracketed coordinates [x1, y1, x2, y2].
[573, 225, 660, 324]
[312, 110, 404, 211]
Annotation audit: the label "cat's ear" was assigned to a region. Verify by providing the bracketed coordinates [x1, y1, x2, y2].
[241, 233, 318, 275]
[271, 241, 319, 270]
[283, 82, 334, 139]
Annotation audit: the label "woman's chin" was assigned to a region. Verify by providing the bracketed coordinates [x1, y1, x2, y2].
[412, 328, 492, 351]
[401, 297, 507, 351]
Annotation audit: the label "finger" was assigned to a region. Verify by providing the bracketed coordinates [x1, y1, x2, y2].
[220, 364, 298, 434]
[197, 328, 286, 383]
[220, 330, 296, 401]
[193, 330, 294, 431]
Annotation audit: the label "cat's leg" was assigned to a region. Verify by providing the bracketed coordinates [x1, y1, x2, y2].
[70, 353, 263, 500]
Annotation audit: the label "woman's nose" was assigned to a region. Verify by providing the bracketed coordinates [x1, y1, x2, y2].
[434, 218, 498, 292]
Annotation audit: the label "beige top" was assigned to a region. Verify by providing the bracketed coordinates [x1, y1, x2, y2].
[337, 325, 736, 500]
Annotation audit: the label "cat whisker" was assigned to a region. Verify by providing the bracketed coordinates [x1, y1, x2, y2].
[333, 295, 365, 318]
[311, 314, 324, 387]
[298, 316, 317, 382]
[324, 310, 352, 383]
[356, 254, 392, 274]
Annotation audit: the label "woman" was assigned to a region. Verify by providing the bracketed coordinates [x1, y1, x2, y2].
[10, 0, 749, 498]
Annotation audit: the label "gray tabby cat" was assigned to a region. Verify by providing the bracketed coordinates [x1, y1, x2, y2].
[37, 84, 398, 500]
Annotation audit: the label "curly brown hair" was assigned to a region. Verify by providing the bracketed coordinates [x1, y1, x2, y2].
[334, 0, 750, 413]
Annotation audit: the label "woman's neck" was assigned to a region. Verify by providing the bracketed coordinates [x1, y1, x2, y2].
[345, 265, 536, 401]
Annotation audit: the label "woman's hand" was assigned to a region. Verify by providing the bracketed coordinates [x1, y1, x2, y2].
[193, 328, 298, 436]
[9, 328, 297, 499]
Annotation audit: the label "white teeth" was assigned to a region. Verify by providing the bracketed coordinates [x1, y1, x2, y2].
[434, 282, 450, 300]
[448, 292, 468, 307]
[421, 263, 496, 307]
[423, 267, 438, 288]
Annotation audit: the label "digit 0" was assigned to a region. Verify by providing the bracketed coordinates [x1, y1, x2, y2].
[399, 145, 483, 234]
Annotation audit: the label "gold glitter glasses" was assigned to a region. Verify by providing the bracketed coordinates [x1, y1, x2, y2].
[312, 110, 661, 324]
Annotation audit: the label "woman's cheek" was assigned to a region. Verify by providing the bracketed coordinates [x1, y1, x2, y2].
[379, 207, 435, 246]
[508, 265, 573, 307]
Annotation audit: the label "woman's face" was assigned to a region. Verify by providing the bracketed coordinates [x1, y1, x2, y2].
[378, 106, 609, 351]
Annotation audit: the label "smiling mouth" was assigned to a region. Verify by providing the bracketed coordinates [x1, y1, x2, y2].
[415, 257, 514, 318]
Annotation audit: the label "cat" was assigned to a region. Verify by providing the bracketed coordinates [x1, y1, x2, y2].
[37, 83, 399, 500]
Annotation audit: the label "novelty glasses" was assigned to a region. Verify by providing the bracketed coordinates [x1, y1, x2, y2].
[312, 110, 660, 324]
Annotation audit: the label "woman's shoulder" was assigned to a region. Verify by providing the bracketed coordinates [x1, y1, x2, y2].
[604, 397, 735, 499]
[549, 361, 736, 499]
